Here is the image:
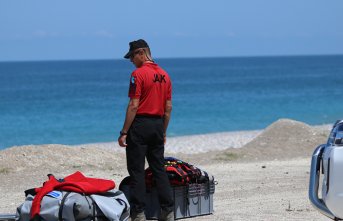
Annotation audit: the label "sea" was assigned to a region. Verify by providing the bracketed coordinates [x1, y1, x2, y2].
[1, 55, 343, 149]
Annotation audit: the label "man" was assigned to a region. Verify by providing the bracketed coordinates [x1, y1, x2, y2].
[118, 39, 174, 221]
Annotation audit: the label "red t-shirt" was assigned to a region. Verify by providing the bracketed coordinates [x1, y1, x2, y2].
[128, 62, 172, 116]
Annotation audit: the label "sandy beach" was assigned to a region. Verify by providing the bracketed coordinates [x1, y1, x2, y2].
[0, 119, 332, 220]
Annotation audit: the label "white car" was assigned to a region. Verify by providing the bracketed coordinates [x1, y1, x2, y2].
[309, 120, 343, 220]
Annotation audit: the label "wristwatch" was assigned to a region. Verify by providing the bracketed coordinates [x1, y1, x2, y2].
[120, 131, 128, 136]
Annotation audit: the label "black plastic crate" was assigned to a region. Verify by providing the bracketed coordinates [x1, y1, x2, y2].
[120, 180, 215, 220]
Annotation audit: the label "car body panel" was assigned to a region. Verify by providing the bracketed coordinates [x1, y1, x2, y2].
[309, 120, 343, 220]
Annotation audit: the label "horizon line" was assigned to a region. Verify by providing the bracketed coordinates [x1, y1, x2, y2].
[0, 53, 342, 63]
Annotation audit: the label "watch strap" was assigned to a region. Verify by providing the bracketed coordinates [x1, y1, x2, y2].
[120, 131, 128, 136]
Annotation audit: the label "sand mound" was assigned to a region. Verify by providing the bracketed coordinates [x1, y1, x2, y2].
[0, 144, 126, 177]
[245, 118, 327, 149]
[219, 119, 329, 161]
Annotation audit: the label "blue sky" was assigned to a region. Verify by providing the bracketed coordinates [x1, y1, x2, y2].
[0, 0, 342, 61]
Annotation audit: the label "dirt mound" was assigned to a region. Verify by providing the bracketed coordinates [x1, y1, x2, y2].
[0, 144, 126, 176]
[218, 119, 329, 161]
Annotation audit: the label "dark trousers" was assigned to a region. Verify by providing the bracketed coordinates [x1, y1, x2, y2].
[126, 116, 174, 213]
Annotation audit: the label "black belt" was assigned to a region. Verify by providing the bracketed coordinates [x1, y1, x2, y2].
[135, 114, 163, 119]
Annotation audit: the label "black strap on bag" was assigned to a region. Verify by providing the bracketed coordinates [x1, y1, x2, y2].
[24, 189, 36, 197]
[58, 192, 71, 221]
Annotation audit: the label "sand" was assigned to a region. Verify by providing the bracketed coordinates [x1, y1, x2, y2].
[0, 119, 332, 220]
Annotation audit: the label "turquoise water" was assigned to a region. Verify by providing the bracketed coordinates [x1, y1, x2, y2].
[1, 55, 343, 149]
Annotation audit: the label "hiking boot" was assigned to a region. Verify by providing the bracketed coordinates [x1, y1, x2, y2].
[159, 209, 174, 221]
[131, 211, 146, 221]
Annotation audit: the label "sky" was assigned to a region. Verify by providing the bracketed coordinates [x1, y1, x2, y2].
[0, 0, 342, 61]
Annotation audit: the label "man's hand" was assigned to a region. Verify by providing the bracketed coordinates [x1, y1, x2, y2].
[118, 135, 127, 147]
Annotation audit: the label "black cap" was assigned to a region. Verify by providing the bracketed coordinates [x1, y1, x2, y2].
[124, 39, 149, 59]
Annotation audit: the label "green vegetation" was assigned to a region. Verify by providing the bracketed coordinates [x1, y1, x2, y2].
[216, 152, 239, 161]
[0, 167, 10, 174]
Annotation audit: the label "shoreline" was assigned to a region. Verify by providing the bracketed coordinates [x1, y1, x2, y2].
[73, 122, 331, 154]
[1, 123, 332, 152]
[70, 121, 332, 153]
[71, 129, 263, 154]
